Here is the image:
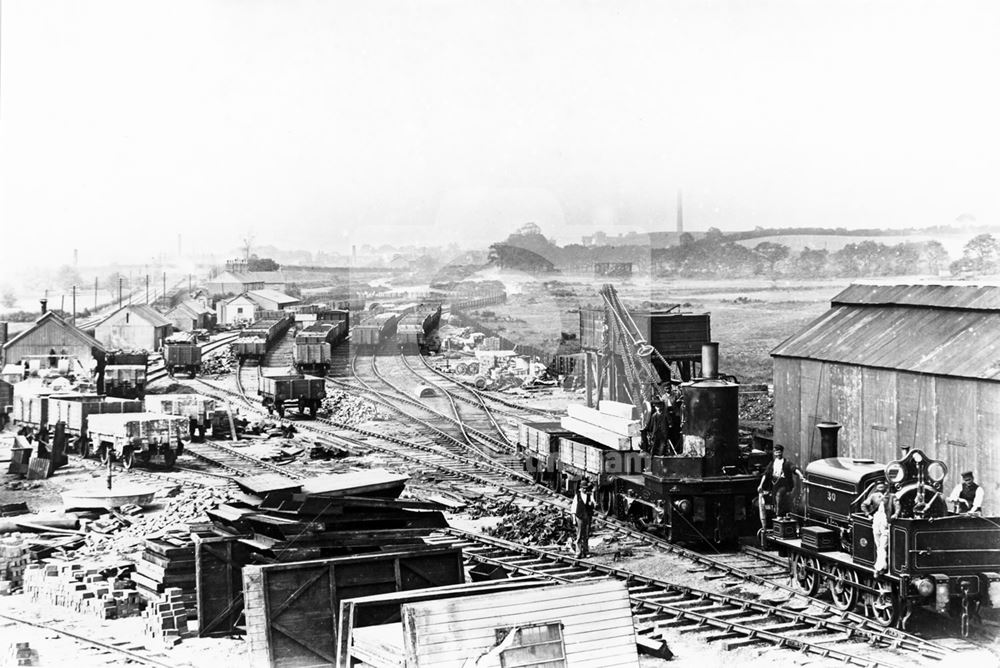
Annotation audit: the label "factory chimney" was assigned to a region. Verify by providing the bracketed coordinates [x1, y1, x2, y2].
[676, 190, 684, 234]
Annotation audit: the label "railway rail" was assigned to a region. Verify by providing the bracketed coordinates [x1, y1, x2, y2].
[426, 529, 953, 667]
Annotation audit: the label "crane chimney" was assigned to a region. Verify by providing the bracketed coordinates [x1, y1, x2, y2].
[701, 342, 719, 379]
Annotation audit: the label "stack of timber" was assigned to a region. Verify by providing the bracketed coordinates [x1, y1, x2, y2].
[560, 400, 642, 451]
[131, 523, 224, 619]
[196, 469, 451, 639]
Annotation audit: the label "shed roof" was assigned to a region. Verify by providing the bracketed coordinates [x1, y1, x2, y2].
[246, 289, 299, 306]
[773, 284, 1000, 381]
[121, 304, 172, 328]
[2, 311, 106, 353]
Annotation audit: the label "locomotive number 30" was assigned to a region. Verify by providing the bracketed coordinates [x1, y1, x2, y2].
[827, 491, 837, 502]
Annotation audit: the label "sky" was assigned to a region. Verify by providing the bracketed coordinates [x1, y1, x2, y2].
[2, 1, 1000, 271]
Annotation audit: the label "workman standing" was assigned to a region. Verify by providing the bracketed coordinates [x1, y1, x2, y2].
[948, 471, 984, 515]
[648, 402, 670, 456]
[758, 444, 802, 519]
[572, 480, 595, 558]
[872, 482, 899, 576]
[861, 481, 888, 517]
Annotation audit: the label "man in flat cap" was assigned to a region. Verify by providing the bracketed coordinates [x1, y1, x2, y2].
[758, 444, 803, 520]
[948, 471, 984, 515]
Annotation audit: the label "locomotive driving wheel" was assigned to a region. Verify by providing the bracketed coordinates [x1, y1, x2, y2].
[791, 553, 819, 596]
[598, 486, 614, 514]
[827, 565, 859, 611]
[865, 579, 899, 627]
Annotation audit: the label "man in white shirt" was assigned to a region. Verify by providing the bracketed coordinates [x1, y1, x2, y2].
[948, 471, 984, 515]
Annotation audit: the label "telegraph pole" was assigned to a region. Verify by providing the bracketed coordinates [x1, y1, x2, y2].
[162, 272, 166, 305]
[72, 285, 76, 325]
[145, 275, 149, 304]
[118, 278, 123, 307]
[94, 277, 98, 310]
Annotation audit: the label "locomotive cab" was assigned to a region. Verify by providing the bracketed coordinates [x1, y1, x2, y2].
[803, 457, 885, 526]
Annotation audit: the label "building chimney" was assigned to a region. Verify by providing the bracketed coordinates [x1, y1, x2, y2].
[40, 299, 47, 315]
[817, 422, 842, 459]
[701, 342, 719, 379]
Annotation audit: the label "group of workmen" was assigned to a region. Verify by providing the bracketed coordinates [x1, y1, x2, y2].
[570, 438, 986, 565]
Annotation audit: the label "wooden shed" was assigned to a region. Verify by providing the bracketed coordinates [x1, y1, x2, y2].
[772, 284, 1000, 503]
[165, 300, 215, 332]
[1, 311, 106, 369]
[94, 304, 172, 352]
[345, 578, 639, 668]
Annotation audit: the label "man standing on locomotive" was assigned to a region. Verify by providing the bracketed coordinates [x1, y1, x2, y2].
[872, 482, 899, 576]
[572, 479, 596, 558]
[758, 444, 802, 519]
[948, 471, 984, 515]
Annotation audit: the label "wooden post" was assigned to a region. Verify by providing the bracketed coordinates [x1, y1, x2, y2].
[584, 352, 593, 408]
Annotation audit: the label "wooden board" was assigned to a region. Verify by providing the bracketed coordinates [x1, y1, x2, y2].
[597, 399, 638, 420]
[401, 579, 639, 668]
[566, 403, 641, 436]
[243, 546, 464, 668]
[234, 474, 302, 497]
[196, 535, 251, 637]
[299, 469, 409, 498]
[559, 416, 640, 451]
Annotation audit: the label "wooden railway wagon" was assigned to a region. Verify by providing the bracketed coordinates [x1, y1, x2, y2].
[293, 321, 348, 375]
[448, 290, 507, 311]
[11, 390, 101, 431]
[163, 332, 202, 378]
[47, 395, 143, 456]
[144, 394, 217, 439]
[517, 422, 573, 489]
[232, 315, 293, 363]
[258, 372, 326, 418]
[396, 305, 443, 352]
[86, 412, 188, 469]
[352, 312, 401, 350]
[558, 435, 645, 513]
[766, 430, 1000, 635]
[103, 365, 147, 400]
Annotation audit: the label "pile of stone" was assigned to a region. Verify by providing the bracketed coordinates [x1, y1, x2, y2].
[22, 562, 145, 620]
[318, 389, 382, 424]
[200, 349, 236, 376]
[485, 505, 575, 545]
[739, 391, 773, 423]
[142, 587, 192, 648]
[2, 642, 38, 667]
[0, 534, 29, 595]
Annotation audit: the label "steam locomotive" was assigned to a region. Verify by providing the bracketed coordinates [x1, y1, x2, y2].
[766, 424, 1000, 635]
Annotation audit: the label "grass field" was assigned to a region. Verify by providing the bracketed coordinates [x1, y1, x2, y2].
[466, 273, 845, 386]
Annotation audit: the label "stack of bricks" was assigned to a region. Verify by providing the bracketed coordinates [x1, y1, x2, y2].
[22, 563, 145, 619]
[142, 587, 191, 648]
[2, 642, 38, 667]
[0, 535, 29, 596]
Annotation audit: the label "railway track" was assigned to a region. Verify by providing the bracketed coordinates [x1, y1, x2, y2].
[146, 332, 238, 385]
[426, 529, 953, 667]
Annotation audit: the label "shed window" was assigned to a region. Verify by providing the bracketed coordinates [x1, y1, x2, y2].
[494, 622, 566, 668]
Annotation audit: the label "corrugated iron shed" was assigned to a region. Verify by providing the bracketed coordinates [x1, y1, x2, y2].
[774, 284, 1000, 382]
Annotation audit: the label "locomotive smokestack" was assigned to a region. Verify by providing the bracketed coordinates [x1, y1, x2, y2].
[701, 342, 719, 379]
[817, 422, 842, 459]
[40, 299, 47, 315]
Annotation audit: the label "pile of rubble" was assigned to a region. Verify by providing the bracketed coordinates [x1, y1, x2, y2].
[318, 389, 382, 424]
[463, 496, 519, 520]
[485, 505, 575, 545]
[199, 349, 236, 376]
[739, 391, 774, 423]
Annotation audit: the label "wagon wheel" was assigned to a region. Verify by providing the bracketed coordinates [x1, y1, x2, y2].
[188, 369, 197, 379]
[276, 404, 285, 418]
[790, 553, 819, 596]
[865, 579, 899, 627]
[77, 437, 91, 459]
[162, 448, 177, 469]
[309, 401, 318, 418]
[121, 448, 135, 471]
[598, 487, 614, 514]
[827, 565, 860, 611]
[98, 446, 111, 466]
[197, 424, 206, 440]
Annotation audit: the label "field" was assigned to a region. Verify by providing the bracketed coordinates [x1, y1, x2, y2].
[464, 272, 844, 385]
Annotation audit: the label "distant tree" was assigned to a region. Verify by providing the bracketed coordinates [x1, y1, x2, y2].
[1, 289, 16, 309]
[55, 265, 83, 289]
[247, 256, 280, 272]
[678, 232, 695, 246]
[705, 227, 725, 243]
[793, 247, 830, 276]
[955, 233, 1000, 274]
[753, 241, 791, 275]
[920, 240, 949, 274]
[284, 283, 302, 298]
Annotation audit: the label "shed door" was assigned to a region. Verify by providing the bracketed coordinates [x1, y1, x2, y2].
[195, 537, 249, 637]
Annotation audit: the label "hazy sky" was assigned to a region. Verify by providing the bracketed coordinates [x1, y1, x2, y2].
[2, 1, 1000, 270]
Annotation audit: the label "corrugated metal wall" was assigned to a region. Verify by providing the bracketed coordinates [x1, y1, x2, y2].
[774, 357, 998, 505]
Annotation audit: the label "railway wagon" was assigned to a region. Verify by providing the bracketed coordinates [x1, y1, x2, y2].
[258, 373, 325, 417]
[293, 321, 347, 375]
[766, 428, 1000, 635]
[558, 435, 644, 513]
[232, 315, 293, 362]
[47, 395, 143, 456]
[517, 421, 573, 488]
[86, 412, 188, 469]
[396, 305, 443, 352]
[352, 312, 401, 349]
[144, 393, 216, 439]
[103, 365, 147, 400]
[162, 332, 202, 378]
[11, 390, 101, 431]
